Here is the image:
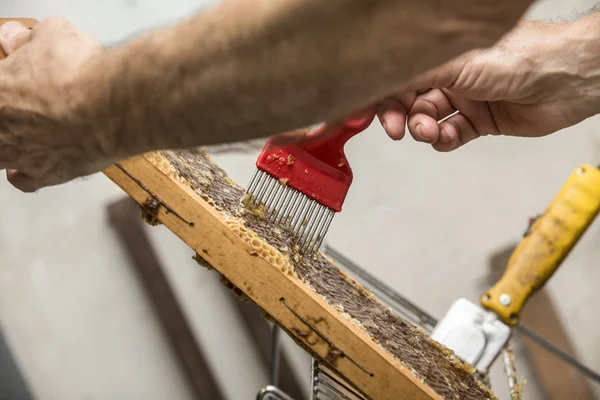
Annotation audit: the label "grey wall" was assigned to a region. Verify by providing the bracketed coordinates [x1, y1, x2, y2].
[0, 1, 599, 400]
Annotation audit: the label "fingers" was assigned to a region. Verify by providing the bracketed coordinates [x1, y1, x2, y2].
[6, 168, 74, 193]
[6, 169, 42, 193]
[432, 113, 479, 152]
[0, 22, 32, 56]
[378, 99, 407, 140]
[440, 89, 500, 137]
[378, 92, 416, 141]
[407, 89, 457, 143]
[403, 88, 499, 151]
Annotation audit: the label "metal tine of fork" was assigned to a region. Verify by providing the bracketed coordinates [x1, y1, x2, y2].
[245, 174, 337, 255]
[252, 174, 273, 207]
[281, 188, 299, 225]
[307, 219, 325, 254]
[261, 179, 280, 212]
[308, 209, 331, 254]
[300, 204, 326, 251]
[275, 188, 298, 226]
[245, 172, 265, 206]
[290, 196, 310, 234]
[307, 207, 331, 254]
[280, 190, 301, 227]
[287, 194, 306, 229]
[311, 211, 334, 253]
[297, 198, 316, 234]
[298, 205, 319, 250]
[245, 170, 261, 198]
[309, 206, 330, 250]
[270, 186, 293, 221]
[267, 185, 287, 219]
[295, 200, 318, 240]
[266, 185, 286, 221]
[303, 202, 321, 239]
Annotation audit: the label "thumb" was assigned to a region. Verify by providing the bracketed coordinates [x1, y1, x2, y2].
[0, 22, 32, 58]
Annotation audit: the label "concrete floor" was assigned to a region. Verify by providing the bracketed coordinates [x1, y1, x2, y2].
[1, 0, 600, 399]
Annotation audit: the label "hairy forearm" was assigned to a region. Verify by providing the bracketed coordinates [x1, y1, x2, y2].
[83, 0, 532, 156]
[557, 10, 600, 116]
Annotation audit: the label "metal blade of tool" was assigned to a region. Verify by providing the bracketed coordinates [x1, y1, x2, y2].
[430, 299, 511, 373]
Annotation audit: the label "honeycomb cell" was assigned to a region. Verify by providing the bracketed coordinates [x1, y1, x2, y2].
[221, 216, 297, 277]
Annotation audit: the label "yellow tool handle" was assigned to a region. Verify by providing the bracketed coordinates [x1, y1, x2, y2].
[481, 165, 600, 326]
[0, 19, 37, 60]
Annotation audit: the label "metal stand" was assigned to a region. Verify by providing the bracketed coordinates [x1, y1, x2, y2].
[257, 353, 365, 400]
[257, 385, 296, 400]
[310, 359, 365, 400]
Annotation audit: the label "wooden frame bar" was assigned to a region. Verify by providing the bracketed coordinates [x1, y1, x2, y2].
[105, 155, 428, 400]
[103, 151, 494, 400]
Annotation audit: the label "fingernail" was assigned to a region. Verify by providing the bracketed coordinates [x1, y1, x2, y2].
[440, 127, 453, 143]
[416, 124, 431, 143]
[379, 116, 388, 131]
[0, 22, 26, 39]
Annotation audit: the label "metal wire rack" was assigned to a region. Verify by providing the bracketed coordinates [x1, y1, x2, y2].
[309, 359, 366, 400]
[257, 385, 296, 400]
[257, 357, 366, 400]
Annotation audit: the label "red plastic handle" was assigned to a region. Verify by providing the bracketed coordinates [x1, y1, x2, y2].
[298, 110, 377, 175]
[256, 109, 376, 212]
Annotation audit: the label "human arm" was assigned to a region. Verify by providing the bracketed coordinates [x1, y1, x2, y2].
[0, 0, 533, 191]
[378, 7, 600, 151]
[96, 0, 532, 151]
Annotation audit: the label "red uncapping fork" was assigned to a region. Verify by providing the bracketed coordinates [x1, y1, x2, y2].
[243, 109, 377, 255]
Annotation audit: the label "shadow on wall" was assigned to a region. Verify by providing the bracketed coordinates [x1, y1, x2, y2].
[0, 330, 34, 400]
